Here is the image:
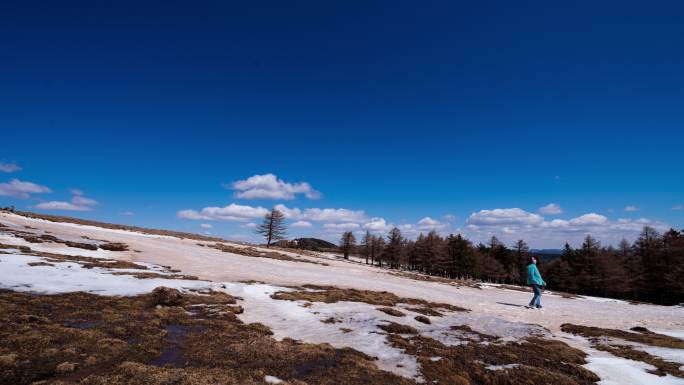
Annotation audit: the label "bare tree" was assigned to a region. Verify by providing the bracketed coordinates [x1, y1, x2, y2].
[340, 231, 357, 259]
[360, 230, 373, 264]
[255, 208, 287, 247]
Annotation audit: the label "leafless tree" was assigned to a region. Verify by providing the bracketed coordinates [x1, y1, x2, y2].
[340, 231, 357, 259]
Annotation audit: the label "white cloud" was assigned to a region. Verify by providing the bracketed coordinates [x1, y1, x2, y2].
[34, 190, 99, 212]
[538, 203, 563, 215]
[0, 179, 51, 199]
[274, 204, 367, 223]
[241, 222, 258, 229]
[464, 207, 669, 248]
[363, 217, 390, 231]
[442, 214, 457, 222]
[72, 195, 99, 207]
[291, 220, 312, 228]
[417, 217, 440, 226]
[416, 217, 448, 231]
[673, 205, 684, 211]
[624, 205, 639, 212]
[0, 162, 21, 173]
[568, 213, 609, 226]
[467, 208, 543, 226]
[200, 223, 213, 229]
[70, 188, 84, 196]
[177, 203, 269, 221]
[323, 223, 360, 230]
[120, 211, 135, 216]
[35, 201, 92, 211]
[231, 173, 321, 200]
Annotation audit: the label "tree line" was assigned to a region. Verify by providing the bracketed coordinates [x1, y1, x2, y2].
[340, 226, 684, 306]
[254, 208, 683, 305]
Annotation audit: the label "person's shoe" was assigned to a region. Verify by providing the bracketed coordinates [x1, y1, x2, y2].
[536, 305, 543, 309]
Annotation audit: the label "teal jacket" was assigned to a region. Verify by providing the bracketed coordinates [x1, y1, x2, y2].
[527, 264, 546, 286]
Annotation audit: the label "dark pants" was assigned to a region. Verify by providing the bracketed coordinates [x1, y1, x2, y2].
[529, 284, 542, 308]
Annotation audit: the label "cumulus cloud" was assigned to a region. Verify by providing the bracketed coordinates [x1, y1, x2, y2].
[363, 217, 390, 231]
[291, 220, 313, 228]
[323, 223, 360, 230]
[35, 189, 99, 211]
[274, 204, 367, 223]
[200, 223, 213, 229]
[464, 207, 670, 248]
[72, 195, 99, 207]
[624, 205, 639, 212]
[177, 203, 269, 221]
[467, 208, 543, 226]
[415, 217, 448, 231]
[0, 179, 51, 199]
[231, 173, 321, 200]
[538, 203, 563, 215]
[0, 162, 21, 173]
[442, 214, 457, 222]
[35, 201, 93, 211]
[568, 213, 608, 226]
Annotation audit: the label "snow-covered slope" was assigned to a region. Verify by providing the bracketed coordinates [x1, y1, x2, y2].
[1, 211, 683, 384]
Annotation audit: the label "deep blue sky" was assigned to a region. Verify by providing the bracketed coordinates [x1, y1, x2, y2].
[1, 1, 682, 247]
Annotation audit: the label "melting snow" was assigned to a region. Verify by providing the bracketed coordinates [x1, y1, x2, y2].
[264, 375, 283, 384]
[0, 251, 211, 296]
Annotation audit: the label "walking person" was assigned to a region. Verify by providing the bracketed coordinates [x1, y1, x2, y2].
[526, 256, 546, 309]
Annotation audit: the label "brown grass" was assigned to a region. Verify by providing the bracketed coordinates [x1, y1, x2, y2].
[376, 307, 405, 317]
[209, 243, 329, 266]
[3, 209, 230, 243]
[99, 243, 129, 252]
[0, 289, 415, 385]
[414, 316, 430, 325]
[271, 285, 468, 315]
[595, 344, 684, 378]
[377, 322, 417, 335]
[386, 332, 600, 385]
[388, 271, 481, 288]
[562, 324, 684, 379]
[561, 324, 684, 349]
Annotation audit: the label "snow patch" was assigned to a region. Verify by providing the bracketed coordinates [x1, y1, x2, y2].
[0, 252, 211, 296]
[264, 375, 283, 384]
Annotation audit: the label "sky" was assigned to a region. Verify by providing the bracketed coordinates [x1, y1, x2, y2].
[1, 0, 683, 248]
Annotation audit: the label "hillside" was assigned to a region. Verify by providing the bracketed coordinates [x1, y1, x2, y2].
[0, 211, 683, 385]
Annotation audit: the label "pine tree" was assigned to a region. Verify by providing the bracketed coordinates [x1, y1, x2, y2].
[255, 208, 287, 247]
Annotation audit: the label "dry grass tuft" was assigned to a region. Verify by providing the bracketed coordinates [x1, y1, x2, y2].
[595, 344, 683, 378]
[376, 307, 405, 317]
[414, 316, 430, 325]
[377, 322, 418, 335]
[99, 243, 129, 252]
[271, 285, 468, 315]
[209, 243, 328, 266]
[561, 323, 684, 349]
[386, 333, 600, 385]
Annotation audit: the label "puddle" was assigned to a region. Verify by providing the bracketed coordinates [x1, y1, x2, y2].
[292, 350, 344, 377]
[149, 324, 192, 367]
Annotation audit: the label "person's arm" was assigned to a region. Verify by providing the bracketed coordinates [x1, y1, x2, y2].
[536, 266, 546, 286]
